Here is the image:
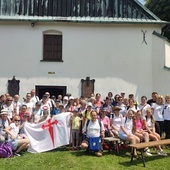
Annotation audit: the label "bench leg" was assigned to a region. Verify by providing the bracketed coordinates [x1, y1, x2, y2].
[108, 141, 111, 152]
[141, 149, 146, 167]
[131, 147, 135, 162]
[116, 141, 119, 154]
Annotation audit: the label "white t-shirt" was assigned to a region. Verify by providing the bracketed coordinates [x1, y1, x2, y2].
[138, 104, 150, 118]
[118, 104, 127, 116]
[127, 106, 139, 113]
[152, 103, 164, 121]
[119, 117, 133, 135]
[33, 110, 42, 123]
[163, 104, 170, 120]
[9, 123, 19, 139]
[22, 102, 35, 116]
[30, 96, 39, 104]
[83, 119, 104, 137]
[13, 101, 22, 115]
[0, 118, 10, 137]
[3, 104, 14, 119]
[144, 117, 153, 130]
[111, 114, 124, 131]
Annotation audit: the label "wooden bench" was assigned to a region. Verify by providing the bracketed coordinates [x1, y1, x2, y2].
[103, 137, 121, 154]
[129, 139, 170, 167]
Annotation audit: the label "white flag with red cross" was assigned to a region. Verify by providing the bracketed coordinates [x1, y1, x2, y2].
[24, 112, 71, 153]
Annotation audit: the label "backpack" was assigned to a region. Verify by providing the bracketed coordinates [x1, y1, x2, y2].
[0, 142, 13, 158]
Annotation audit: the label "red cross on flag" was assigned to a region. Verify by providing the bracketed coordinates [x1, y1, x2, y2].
[24, 112, 71, 153]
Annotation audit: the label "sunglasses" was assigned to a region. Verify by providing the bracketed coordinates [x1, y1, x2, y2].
[15, 120, 20, 122]
[7, 100, 12, 101]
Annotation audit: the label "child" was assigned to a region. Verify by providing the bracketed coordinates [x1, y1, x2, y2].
[144, 108, 167, 156]
[70, 108, 81, 150]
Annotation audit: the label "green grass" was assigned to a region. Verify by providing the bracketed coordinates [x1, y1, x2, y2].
[0, 147, 170, 170]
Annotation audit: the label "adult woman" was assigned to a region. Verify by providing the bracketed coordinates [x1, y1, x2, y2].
[138, 96, 150, 118]
[163, 95, 170, 139]
[19, 105, 31, 124]
[99, 108, 113, 150]
[110, 106, 123, 136]
[5, 115, 29, 156]
[126, 98, 139, 113]
[81, 110, 105, 157]
[117, 96, 126, 116]
[133, 110, 152, 156]
[65, 97, 76, 112]
[118, 110, 140, 158]
[144, 108, 167, 156]
[151, 95, 164, 137]
[112, 94, 120, 106]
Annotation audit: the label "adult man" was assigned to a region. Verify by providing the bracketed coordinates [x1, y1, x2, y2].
[30, 89, 39, 103]
[13, 94, 22, 115]
[81, 110, 105, 157]
[147, 92, 158, 106]
[44, 92, 56, 110]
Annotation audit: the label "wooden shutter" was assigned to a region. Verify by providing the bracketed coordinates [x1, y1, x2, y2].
[43, 34, 62, 61]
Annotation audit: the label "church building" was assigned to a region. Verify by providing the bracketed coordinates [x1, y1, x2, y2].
[0, 0, 169, 100]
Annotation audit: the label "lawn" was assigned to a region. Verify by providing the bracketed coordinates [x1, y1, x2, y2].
[0, 147, 170, 170]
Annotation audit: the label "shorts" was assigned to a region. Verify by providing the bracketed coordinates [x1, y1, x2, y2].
[118, 133, 127, 140]
[72, 129, 79, 139]
[8, 137, 19, 151]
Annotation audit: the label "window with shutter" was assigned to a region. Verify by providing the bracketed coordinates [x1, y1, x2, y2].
[43, 31, 63, 62]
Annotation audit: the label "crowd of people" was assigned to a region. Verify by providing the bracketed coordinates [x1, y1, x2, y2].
[0, 90, 170, 157]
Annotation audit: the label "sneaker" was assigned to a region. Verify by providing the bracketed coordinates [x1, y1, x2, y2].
[14, 152, 21, 157]
[157, 150, 167, 157]
[95, 152, 102, 157]
[145, 149, 152, 156]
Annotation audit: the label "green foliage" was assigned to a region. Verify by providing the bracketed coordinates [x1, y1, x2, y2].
[145, 0, 170, 40]
[0, 148, 170, 170]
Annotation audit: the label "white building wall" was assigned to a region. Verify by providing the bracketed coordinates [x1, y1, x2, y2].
[152, 34, 170, 97]
[0, 22, 162, 100]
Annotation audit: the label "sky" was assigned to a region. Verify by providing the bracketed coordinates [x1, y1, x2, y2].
[138, 0, 145, 5]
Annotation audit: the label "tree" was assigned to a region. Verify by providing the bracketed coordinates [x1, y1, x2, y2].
[145, 0, 170, 40]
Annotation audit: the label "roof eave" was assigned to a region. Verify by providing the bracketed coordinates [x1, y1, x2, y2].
[0, 16, 169, 25]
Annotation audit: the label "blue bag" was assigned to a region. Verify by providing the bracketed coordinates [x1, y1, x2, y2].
[89, 137, 100, 152]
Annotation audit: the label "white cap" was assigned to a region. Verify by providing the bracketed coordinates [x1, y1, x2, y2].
[0, 108, 9, 115]
[63, 96, 68, 100]
[69, 96, 74, 100]
[87, 102, 92, 107]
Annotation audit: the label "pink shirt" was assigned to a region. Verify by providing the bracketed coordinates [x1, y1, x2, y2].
[99, 116, 110, 130]
[136, 119, 142, 131]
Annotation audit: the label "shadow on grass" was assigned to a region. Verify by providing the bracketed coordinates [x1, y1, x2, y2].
[70, 147, 132, 157]
[118, 153, 169, 167]
[70, 149, 98, 157]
